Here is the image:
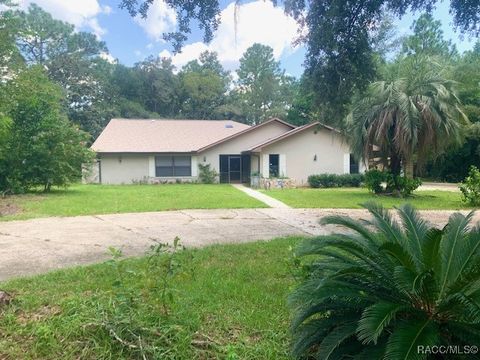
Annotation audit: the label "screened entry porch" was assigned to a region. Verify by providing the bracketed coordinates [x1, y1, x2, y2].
[219, 154, 251, 183]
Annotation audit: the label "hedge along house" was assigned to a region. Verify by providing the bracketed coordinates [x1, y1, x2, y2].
[90, 118, 364, 185]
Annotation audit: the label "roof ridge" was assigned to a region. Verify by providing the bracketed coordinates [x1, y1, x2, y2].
[110, 118, 245, 123]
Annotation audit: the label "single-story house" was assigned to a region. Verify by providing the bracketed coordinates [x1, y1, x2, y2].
[89, 118, 364, 185]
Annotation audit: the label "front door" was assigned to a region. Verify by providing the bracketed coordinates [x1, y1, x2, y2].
[219, 155, 247, 183]
[228, 156, 241, 183]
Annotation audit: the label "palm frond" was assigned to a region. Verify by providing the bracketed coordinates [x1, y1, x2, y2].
[384, 319, 438, 360]
[357, 301, 406, 344]
[396, 204, 429, 270]
[439, 212, 474, 298]
[315, 321, 358, 360]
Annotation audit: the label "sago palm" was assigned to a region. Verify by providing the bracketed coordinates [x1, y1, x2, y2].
[289, 202, 480, 359]
[348, 57, 467, 176]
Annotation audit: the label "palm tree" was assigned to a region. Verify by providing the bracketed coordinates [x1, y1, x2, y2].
[348, 56, 467, 179]
[290, 202, 480, 359]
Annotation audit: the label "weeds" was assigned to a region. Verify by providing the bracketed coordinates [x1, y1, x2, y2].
[87, 237, 195, 358]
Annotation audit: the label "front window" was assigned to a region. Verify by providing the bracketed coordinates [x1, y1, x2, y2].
[155, 155, 191, 177]
[350, 154, 359, 174]
[269, 154, 279, 178]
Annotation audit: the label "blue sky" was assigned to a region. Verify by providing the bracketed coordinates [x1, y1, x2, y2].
[15, 0, 479, 77]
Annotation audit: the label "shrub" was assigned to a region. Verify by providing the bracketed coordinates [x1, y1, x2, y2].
[198, 163, 218, 184]
[460, 165, 480, 206]
[290, 203, 480, 359]
[365, 170, 421, 196]
[308, 173, 365, 188]
[364, 169, 385, 193]
[386, 173, 422, 197]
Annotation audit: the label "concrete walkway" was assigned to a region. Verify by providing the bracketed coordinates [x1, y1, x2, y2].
[231, 184, 290, 208]
[1, 208, 479, 281]
[419, 182, 460, 192]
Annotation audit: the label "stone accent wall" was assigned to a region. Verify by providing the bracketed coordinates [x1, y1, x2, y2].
[259, 177, 296, 189]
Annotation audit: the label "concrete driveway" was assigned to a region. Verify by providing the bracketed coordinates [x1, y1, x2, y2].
[0, 208, 478, 281]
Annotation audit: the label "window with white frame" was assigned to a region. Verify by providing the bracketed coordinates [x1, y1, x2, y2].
[155, 155, 191, 177]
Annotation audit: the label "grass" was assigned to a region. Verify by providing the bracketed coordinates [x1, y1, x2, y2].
[0, 184, 266, 221]
[261, 188, 472, 210]
[0, 237, 301, 359]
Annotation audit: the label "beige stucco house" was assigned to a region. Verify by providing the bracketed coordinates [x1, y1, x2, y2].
[90, 118, 364, 185]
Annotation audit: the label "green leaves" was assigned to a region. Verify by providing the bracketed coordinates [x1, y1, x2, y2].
[290, 202, 480, 359]
[439, 212, 474, 297]
[348, 55, 465, 175]
[384, 319, 438, 360]
[0, 67, 94, 192]
[357, 302, 405, 344]
[235, 43, 294, 125]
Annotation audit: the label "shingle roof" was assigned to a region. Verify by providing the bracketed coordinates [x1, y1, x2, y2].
[246, 122, 341, 152]
[91, 119, 251, 153]
[196, 118, 296, 152]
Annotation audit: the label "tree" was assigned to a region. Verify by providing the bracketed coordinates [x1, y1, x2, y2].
[178, 51, 229, 119]
[286, 75, 317, 126]
[401, 13, 457, 57]
[348, 56, 466, 182]
[0, 67, 94, 192]
[235, 43, 290, 125]
[290, 202, 480, 358]
[12, 4, 112, 137]
[425, 41, 480, 181]
[133, 56, 180, 116]
[119, 0, 480, 123]
[0, 1, 23, 78]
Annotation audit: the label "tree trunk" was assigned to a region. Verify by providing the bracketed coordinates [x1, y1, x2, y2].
[387, 152, 402, 194]
[390, 152, 401, 177]
[404, 158, 414, 179]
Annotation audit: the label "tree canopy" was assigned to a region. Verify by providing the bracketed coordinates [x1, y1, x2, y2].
[0, 67, 93, 193]
[119, 0, 480, 122]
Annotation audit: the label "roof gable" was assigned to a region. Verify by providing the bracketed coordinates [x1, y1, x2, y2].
[196, 118, 296, 152]
[247, 122, 341, 152]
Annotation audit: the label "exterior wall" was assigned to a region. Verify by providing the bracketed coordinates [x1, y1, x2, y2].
[99, 154, 150, 184]
[99, 154, 198, 184]
[257, 127, 353, 186]
[82, 160, 100, 184]
[198, 121, 292, 173]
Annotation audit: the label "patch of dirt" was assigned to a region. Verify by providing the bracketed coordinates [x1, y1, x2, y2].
[0, 291, 12, 308]
[16, 305, 62, 325]
[0, 199, 22, 217]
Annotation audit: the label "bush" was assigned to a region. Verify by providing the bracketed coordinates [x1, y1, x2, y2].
[198, 163, 218, 184]
[290, 203, 480, 358]
[386, 173, 422, 197]
[460, 165, 480, 206]
[308, 173, 365, 188]
[364, 169, 385, 194]
[365, 170, 421, 196]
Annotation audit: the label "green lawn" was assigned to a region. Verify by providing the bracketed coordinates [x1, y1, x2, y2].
[0, 237, 301, 359]
[0, 184, 266, 221]
[261, 188, 472, 210]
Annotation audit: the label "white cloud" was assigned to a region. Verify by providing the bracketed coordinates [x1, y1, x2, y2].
[13, 0, 109, 38]
[159, 49, 172, 58]
[134, 0, 177, 41]
[160, 1, 301, 70]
